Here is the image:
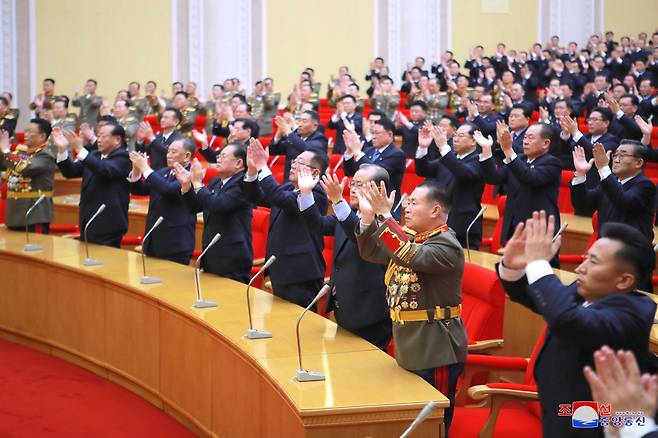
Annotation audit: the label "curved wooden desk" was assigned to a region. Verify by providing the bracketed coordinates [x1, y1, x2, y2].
[0, 229, 447, 437]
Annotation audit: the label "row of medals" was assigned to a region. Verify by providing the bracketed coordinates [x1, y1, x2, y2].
[388, 266, 421, 310]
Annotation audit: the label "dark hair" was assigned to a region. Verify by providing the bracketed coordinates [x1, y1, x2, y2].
[175, 91, 188, 99]
[87, 79, 97, 86]
[599, 222, 656, 288]
[172, 81, 183, 87]
[163, 107, 182, 123]
[232, 93, 247, 104]
[212, 83, 223, 90]
[417, 180, 452, 213]
[146, 80, 157, 87]
[591, 107, 613, 123]
[441, 115, 460, 130]
[129, 81, 140, 90]
[340, 94, 357, 103]
[374, 117, 395, 134]
[44, 78, 55, 85]
[620, 139, 648, 165]
[554, 97, 574, 113]
[109, 123, 126, 144]
[619, 93, 639, 106]
[349, 82, 360, 91]
[535, 122, 554, 143]
[98, 114, 118, 125]
[235, 118, 259, 137]
[461, 122, 478, 135]
[54, 97, 69, 109]
[0, 96, 8, 106]
[409, 100, 428, 111]
[379, 75, 393, 84]
[416, 56, 425, 63]
[224, 142, 247, 170]
[375, 57, 385, 63]
[359, 164, 390, 191]
[30, 118, 52, 138]
[511, 103, 532, 119]
[303, 110, 320, 123]
[308, 150, 328, 174]
[367, 109, 387, 120]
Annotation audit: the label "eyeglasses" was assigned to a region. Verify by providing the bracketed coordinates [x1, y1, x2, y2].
[348, 181, 364, 189]
[611, 152, 640, 159]
[291, 158, 318, 170]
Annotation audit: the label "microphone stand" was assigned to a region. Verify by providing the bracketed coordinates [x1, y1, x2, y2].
[393, 193, 409, 215]
[245, 255, 277, 339]
[465, 206, 487, 262]
[294, 284, 330, 382]
[192, 233, 221, 308]
[400, 401, 438, 438]
[82, 204, 106, 266]
[140, 216, 164, 284]
[23, 194, 47, 252]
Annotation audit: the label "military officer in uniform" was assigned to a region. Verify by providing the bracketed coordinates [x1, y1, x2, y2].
[355, 179, 467, 433]
[138, 80, 163, 118]
[171, 91, 197, 136]
[369, 76, 401, 120]
[185, 82, 206, 113]
[253, 77, 280, 137]
[45, 98, 77, 152]
[30, 78, 57, 118]
[0, 118, 56, 233]
[0, 96, 17, 138]
[72, 79, 103, 128]
[113, 100, 139, 151]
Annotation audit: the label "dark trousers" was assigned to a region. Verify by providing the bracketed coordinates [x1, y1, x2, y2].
[348, 318, 392, 352]
[7, 223, 50, 234]
[272, 278, 324, 311]
[413, 362, 465, 436]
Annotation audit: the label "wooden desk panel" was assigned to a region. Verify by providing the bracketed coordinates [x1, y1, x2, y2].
[0, 229, 446, 437]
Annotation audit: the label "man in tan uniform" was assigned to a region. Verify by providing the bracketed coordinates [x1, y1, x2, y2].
[72, 79, 103, 128]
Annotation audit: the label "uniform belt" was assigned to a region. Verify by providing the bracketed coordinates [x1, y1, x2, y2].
[390, 304, 461, 324]
[7, 190, 53, 199]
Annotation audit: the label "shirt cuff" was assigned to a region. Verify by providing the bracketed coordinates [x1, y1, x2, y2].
[439, 144, 451, 157]
[616, 109, 624, 119]
[142, 168, 153, 180]
[571, 175, 587, 185]
[76, 147, 89, 161]
[297, 191, 315, 211]
[333, 199, 351, 222]
[415, 147, 429, 159]
[257, 166, 272, 181]
[343, 152, 354, 160]
[598, 166, 612, 181]
[331, 114, 339, 123]
[504, 152, 517, 164]
[479, 153, 492, 162]
[127, 170, 141, 182]
[525, 260, 553, 284]
[560, 131, 570, 141]
[618, 417, 658, 438]
[498, 262, 526, 282]
[56, 150, 69, 163]
[355, 151, 365, 161]
[244, 172, 258, 182]
[572, 131, 583, 142]
[359, 220, 372, 233]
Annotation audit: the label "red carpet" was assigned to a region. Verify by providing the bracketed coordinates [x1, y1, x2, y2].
[0, 338, 194, 437]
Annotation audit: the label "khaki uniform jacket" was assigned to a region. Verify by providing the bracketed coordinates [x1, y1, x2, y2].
[357, 222, 468, 370]
[71, 94, 103, 128]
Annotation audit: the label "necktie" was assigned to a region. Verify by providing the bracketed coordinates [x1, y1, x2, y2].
[371, 149, 381, 161]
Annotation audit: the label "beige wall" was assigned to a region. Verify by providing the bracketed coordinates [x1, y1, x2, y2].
[35, 0, 172, 102]
[266, 0, 373, 97]
[451, 0, 538, 65]
[604, 0, 658, 40]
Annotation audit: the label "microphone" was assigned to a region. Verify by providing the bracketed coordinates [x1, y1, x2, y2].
[393, 193, 409, 214]
[552, 222, 568, 243]
[294, 284, 331, 382]
[82, 204, 106, 266]
[332, 155, 344, 174]
[23, 194, 47, 252]
[465, 206, 487, 262]
[245, 255, 277, 339]
[400, 401, 439, 438]
[192, 233, 221, 308]
[140, 216, 164, 284]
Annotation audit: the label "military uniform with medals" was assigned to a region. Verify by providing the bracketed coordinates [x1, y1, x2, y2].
[0, 111, 17, 138]
[47, 113, 78, 153]
[71, 94, 103, 128]
[0, 143, 57, 229]
[178, 107, 198, 136]
[369, 92, 401, 120]
[254, 91, 280, 137]
[119, 115, 140, 151]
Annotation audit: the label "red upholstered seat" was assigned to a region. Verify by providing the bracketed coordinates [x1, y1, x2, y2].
[328, 154, 345, 179]
[460, 263, 505, 346]
[0, 182, 6, 224]
[480, 195, 507, 254]
[249, 207, 270, 288]
[481, 183, 497, 205]
[401, 160, 424, 200]
[202, 166, 219, 185]
[558, 170, 575, 214]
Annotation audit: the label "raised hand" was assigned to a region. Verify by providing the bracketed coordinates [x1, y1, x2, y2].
[592, 142, 610, 170]
[51, 127, 69, 152]
[363, 181, 395, 216]
[473, 130, 494, 156]
[129, 151, 149, 172]
[501, 222, 527, 270]
[572, 146, 594, 176]
[190, 158, 205, 185]
[496, 120, 513, 155]
[0, 130, 9, 151]
[297, 165, 319, 195]
[357, 188, 375, 225]
[275, 115, 291, 137]
[429, 123, 448, 148]
[524, 210, 561, 262]
[192, 130, 208, 148]
[79, 123, 94, 144]
[635, 115, 653, 145]
[247, 137, 268, 175]
[362, 118, 371, 138]
[343, 130, 363, 155]
[418, 122, 433, 149]
[173, 162, 192, 192]
[604, 93, 619, 114]
[63, 130, 83, 153]
[539, 106, 550, 122]
[320, 173, 347, 204]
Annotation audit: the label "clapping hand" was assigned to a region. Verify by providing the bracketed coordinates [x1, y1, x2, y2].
[246, 137, 268, 176]
[523, 210, 562, 263]
[559, 115, 579, 135]
[129, 151, 150, 173]
[0, 130, 9, 151]
[297, 165, 319, 196]
[173, 162, 192, 193]
[604, 93, 619, 114]
[343, 130, 363, 155]
[363, 181, 395, 217]
[275, 115, 292, 137]
[189, 158, 205, 186]
[572, 146, 594, 176]
[635, 115, 652, 145]
[592, 142, 610, 170]
[473, 130, 494, 156]
[80, 123, 95, 144]
[320, 173, 347, 204]
[51, 127, 69, 152]
[63, 130, 83, 153]
[429, 123, 448, 148]
[496, 120, 513, 156]
[192, 130, 208, 149]
[418, 122, 433, 149]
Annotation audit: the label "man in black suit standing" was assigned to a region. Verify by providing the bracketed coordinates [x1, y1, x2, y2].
[395, 100, 428, 158]
[571, 141, 656, 243]
[479, 122, 562, 252]
[606, 93, 643, 141]
[135, 108, 184, 170]
[497, 212, 656, 438]
[506, 104, 531, 154]
[177, 143, 254, 283]
[297, 167, 391, 350]
[243, 138, 328, 308]
[327, 95, 362, 154]
[415, 121, 485, 249]
[465, 94, 502, 139]
[343, 118, 406, 209]
[54, 123, 131, 248]
[128, 139, 197, 265]
[269, 111, 328, 182]
[196, 118, 258, 163]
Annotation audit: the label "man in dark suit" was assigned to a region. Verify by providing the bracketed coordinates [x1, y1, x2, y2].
[479, 122, 562, 251]
[269, 110, 328, 182]
[243, 139, 328, 308]
[326, 95, 362, 154]
[135, 107, 184, 170]
[466, 94, 502, 139]
[607, 93, 643, 141]
[343, 118, 406, 209]
[395, 100, 428, 158]
[197, 118, 258, 163]
[128, 139, 197, 265]
[416, 121, 485, 249]
[583, 74, 610, 114]
[497, 213, 656, 438]
[297, 166, 391, 351]
[506, 104, 531, 155]
[571, 141, 656, 243]
[54, 123, 131, 248]
[178, 143, 254, 283]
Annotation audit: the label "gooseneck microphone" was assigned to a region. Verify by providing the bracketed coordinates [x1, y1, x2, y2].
[82, 204, 106, 266]
[140, 216, 164, 284]
[23, 194, 47, 252]
[192, 233, 221, 308]
[244, 255, 277, 339]
[294, 284, 331, 382]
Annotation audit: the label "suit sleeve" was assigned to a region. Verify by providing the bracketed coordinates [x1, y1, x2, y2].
[495, 264, 541, 314]
[81, 153, 131, 180]
[480, 156, 507, 185]
[414, 155, 440, 178]
[299, 201, 337, 236]
[337, 210, 360, 244]
[440, 152, 483, 181]
[570, 180, 599, 212]
[506, 155, 561, 187]
[198, 147, 218, 163]
[56, 155, 84, 178]
[181, 189, 203, 213]
[617, 114, 643, 140]
[472, 115, 498, 137]
[599, 174, 656, 212]
[193, 181, 250, 214]
[145, 171, 184, 199]
[129, 178, 150, 196]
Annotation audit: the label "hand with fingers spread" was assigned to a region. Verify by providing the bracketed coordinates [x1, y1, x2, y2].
[501, 222, 528, 270]
[524, 210, 562, 262]
[51, 127, 70, 153]
[539, 106, 550, 123]
[275, 115, 292, 137]
[560, 115, 579, 136]
[129, 151, 149, 173]
[592, 142, 610, 170]
[604, 93, 619, 114]
[584, 346, 658, 419]
[246, 137, 268, 176]
[496, 120, 513, 156]
[363, 181, 395, 216]
[635, 115, 652, 145]
[343, 130, 363, 155]
[189, 158, 205, 186]
[63, 130, 83, 154]
[79, 123, 95, 144]
[173, 162, 192, 193]
[357, 188, 375, 225]
[192, 130, 208, 149]
[418, 123, 433, 149]
[473, 130, 494, 156]
[320, 173, 347, 204]
[297, 165, 319, 196]
[429, 123, 448, 148]
[572, 145, 594, 176]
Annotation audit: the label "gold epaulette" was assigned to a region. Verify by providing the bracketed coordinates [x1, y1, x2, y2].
[413, 224, 449, 243]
